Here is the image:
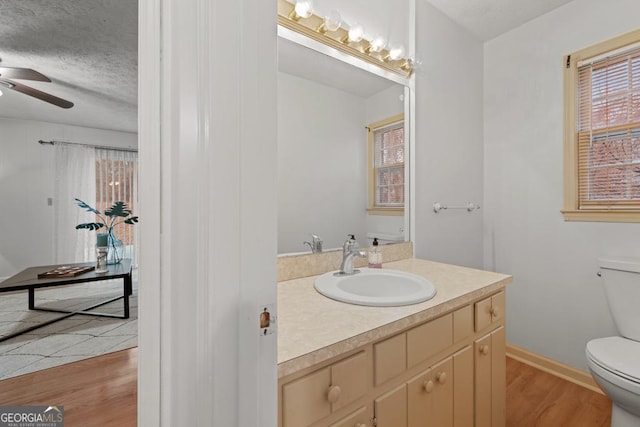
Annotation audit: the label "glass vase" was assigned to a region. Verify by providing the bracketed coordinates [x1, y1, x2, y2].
[107, 229, 124, 265]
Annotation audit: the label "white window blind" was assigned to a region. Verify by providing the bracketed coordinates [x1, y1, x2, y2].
[577, 45, 640, 208]
[373, 121, 404, 207]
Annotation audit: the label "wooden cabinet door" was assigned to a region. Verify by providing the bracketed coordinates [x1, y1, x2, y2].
[452, 346, 473, 427]
[474, 334, 492, 427]
[407, 357, 453, 427]
[407, 367, 432, 427]
[491, 327, 506, 427]
[430, 357, 453, 427]
[374, 384, 407, 427]
[474, 326, 506, 427]
[329, 405, 371, 427]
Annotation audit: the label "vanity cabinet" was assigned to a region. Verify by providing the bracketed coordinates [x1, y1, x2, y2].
[279, 290, 506, 427]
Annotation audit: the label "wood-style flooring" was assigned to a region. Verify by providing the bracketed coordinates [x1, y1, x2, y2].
[0, 347, 137, 427]
[0, 351, 612, 427]
[506, 357, 612, 427]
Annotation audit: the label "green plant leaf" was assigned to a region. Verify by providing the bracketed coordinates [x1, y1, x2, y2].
[74, 198, 101, 215]
[105, 201, 132, 218]
[124, 216, 139, 224]
[76, 223, 106, 231]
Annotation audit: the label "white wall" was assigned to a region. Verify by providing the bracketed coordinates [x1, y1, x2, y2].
[278, 72, 367, 252]
[484, 0, 640, 370]
[365, 84, 406, 241]
[0, 117, 136, 278]
[414, 0, 485, 268]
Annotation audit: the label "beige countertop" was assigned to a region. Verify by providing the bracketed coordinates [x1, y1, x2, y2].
[277, 257, 512, 378]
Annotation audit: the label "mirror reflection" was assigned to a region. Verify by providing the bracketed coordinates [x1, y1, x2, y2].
[277, 37, 408, 254]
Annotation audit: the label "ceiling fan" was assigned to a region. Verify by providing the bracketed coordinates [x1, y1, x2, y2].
[0, 67, 74, 109]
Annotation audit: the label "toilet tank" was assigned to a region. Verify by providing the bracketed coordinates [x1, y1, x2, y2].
[598, 257, 640, 341]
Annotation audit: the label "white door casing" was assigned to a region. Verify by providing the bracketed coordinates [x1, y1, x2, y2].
[138, 0, 278, 425]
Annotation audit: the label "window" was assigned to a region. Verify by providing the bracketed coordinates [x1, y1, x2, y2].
[563, 29, 640, 222]
[368, 114, 404, 215]
[95, 148, 138, 249]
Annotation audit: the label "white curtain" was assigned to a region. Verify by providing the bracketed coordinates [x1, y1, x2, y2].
[54, 144, 139, 266]
[53, 144, 96, 263]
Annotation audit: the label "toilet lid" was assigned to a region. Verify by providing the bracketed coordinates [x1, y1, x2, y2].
[587, 337, 640, 384]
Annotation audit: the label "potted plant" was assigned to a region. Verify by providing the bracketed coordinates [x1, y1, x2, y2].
[74, 198, 139, 264]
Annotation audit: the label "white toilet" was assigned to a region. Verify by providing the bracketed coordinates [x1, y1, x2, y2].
[586, 257, 640, 427]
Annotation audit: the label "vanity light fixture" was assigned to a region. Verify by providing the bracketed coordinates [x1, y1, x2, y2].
[347, 23, 364, 43]
[316, 10, 341, 33]
[388, 45, 405, 61]
[289, 0, 313, 21]
[366, 35, 387, 53]
[278, 0, 413, 78]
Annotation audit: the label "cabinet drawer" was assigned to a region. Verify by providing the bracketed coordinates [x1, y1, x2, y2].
[282, 351, 369, 427]
[331, 351, 368, 411]
[407, 313, 453, 368]
[474, 291, 505, 331]
[375, 333, 407, 386]
[453, 305, 473, 343]
[282, 367, 331, 427]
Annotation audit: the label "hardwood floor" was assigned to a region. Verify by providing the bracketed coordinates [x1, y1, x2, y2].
[507, 357, 612, 427]
[0, 348, 137, 427]
[0, 351, 611, 427]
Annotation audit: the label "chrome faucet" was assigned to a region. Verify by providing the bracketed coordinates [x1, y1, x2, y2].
[337, 234, 366, 275]
[303, 234, 323, 253]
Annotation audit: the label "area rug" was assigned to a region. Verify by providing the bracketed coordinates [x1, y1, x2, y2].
[0, 274, 138, 380]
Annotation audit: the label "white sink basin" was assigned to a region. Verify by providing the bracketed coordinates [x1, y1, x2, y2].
[314, 268, 436, 307]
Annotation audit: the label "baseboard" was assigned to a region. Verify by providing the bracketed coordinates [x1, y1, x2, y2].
[506, 343, 604, 395]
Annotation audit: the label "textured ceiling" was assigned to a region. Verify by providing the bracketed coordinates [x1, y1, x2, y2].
[425, 0, 574, 41]
[0, 0, 137, 133]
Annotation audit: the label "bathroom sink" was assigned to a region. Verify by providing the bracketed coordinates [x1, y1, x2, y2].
[314, 268, 436, 307]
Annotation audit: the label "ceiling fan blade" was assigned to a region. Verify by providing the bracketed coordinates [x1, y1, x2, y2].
[1, 79, 73, 109]
[0, 67, 51, 82]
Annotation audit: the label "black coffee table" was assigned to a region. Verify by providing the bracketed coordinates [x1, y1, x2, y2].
[0, 259, 132, 342]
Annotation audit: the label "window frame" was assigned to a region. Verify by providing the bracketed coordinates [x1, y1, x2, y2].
[367, 113, 405, 216]
[563, 29, 640, 223]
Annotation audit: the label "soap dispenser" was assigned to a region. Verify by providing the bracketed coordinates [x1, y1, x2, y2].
[368, 238, 382, 268]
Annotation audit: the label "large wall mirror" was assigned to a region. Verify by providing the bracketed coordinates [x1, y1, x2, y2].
[277, 31, 411, 254]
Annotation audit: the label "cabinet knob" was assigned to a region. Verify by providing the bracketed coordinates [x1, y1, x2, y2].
[423, 380, 434, 393]
[490, 307, 499, 318]
[480, 344, 490, 355]
[436, 371, 447, 384]
[327, 385, 342, 403]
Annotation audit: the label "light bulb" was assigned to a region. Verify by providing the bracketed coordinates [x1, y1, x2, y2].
[294, 1, 313, 19]
[389, 44, 405, 61]
[324, 10, 341, 32]
[370, 35, 387, 53]
[348, 24, 364, 43]
[0, 89, 3, 97]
